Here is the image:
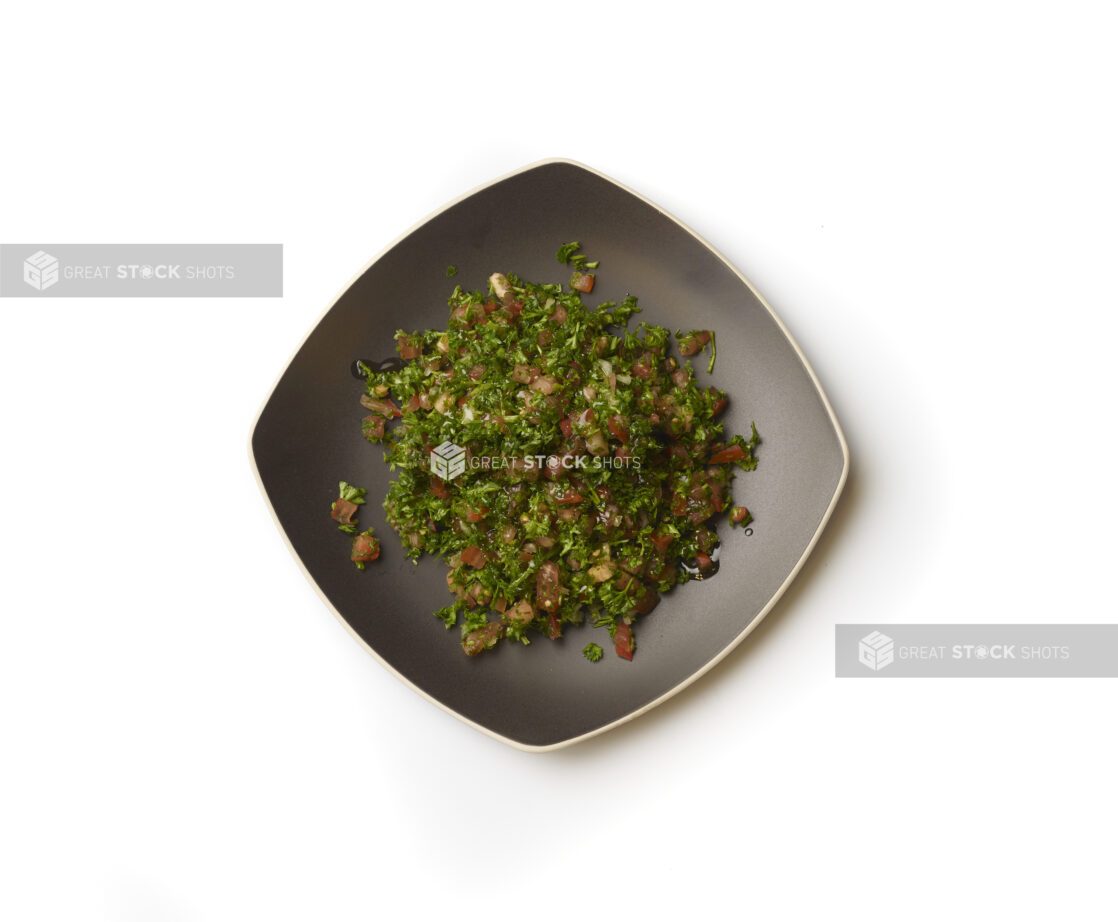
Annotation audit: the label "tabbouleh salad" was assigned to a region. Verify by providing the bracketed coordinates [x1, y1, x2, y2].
[340, 244, 758, 661]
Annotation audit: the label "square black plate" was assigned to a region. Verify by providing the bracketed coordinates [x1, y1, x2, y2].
[250, 160, 849, 750]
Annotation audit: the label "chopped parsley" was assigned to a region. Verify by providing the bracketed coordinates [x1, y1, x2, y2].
[556, 240, 599, 274]
[555, 241, 581, 264]
[349, 250, 760, 659]
[338, 481, 367, 505]
[331, 481, 368, 534]
[583, 642, 604, 662]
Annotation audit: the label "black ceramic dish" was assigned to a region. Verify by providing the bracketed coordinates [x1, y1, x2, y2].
[250, 159, 849, 750]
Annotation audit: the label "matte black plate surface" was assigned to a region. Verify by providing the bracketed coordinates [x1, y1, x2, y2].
[250, 160, 848, 750]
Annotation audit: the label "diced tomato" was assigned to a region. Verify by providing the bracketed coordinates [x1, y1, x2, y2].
[670, 491, 689, 517]
[690, 503, 713, 525]
[597, 504, 622, 531]
[649, 531, 673, 555]
[631, 361, 653, 380]
[613, 621, 634, 661]
[559, 417, 573, 439]
[359, 395, 402, 418]
[619, 556, 647, 578]
[461, 545, 488, 568]
[351, 533, 380, 563]
[646, 562, 676, 582]
[396, 334, 423, 360]
[547, 611, 561, 639]
[465, 505, 488, 523]
[709, 444, 746, 465]
[570, 272, 595, 293]
[446, 569, 463, 597]
[331, 498, 358, 525]
[708, 388, 728, 416]
[536, 561, 562, 612]
[668, 443, 690, 463]
[361, 414, 386, 441]
[510, 458, 540, 482]
[678, 330, 711, 356]
[430, 477, 449, 500]
[632, 586, 660, 616]
[530, 375, 558, 395]
[710, 484, 724, 513]
[731, 506, 751, 525]
[551, 485, 584, 505]
[544, 455, 566, 481]
[462, 621, 504, 656]
[468, 582, 493, 607]
[607, 415, 629, 443]
[450, 303, 483, 327]
[505, 598, 534, 625]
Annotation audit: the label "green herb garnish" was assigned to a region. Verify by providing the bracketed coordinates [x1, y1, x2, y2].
[331, 481, 368, 533]
[348, 251, 759, 659]
[338, 481, 367, 504]
[556, 241, 581, 264]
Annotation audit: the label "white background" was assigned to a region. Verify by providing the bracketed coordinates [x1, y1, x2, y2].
[2, 2, 1115, 919]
